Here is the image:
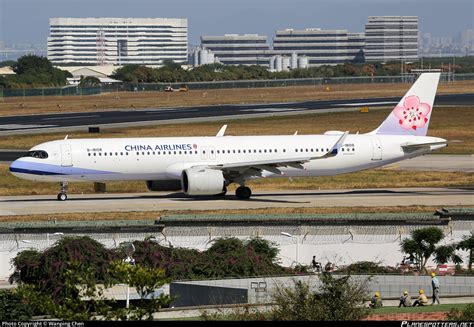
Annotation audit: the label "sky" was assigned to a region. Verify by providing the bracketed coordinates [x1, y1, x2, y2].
[0, 0, 473, 45]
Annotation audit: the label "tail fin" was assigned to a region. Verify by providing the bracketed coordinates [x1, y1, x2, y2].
[370, 73, 440, 136]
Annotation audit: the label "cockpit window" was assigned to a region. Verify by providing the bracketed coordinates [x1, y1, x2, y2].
[26, 150, 48, 159]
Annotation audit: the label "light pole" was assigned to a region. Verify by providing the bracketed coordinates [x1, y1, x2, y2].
[281, 232, 298, 266]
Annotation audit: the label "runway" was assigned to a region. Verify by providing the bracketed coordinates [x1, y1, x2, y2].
[0, 187, 472, 216]
[0, 93, 473, 135]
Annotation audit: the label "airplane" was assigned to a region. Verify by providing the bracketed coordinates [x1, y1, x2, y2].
[9, 73, 447, 201]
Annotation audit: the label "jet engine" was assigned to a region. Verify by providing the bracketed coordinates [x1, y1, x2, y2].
[181, 167, 225, 195]
[146, 180, 182, 191]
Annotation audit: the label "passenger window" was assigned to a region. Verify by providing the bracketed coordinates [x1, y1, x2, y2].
[120, 152, 123, 156]
[93, 153, 96, 156]
[179, 151, 182, 155]
[88, 153, 91, 156]
[295, 149, 298, 152]
[126, 152, 129, 156]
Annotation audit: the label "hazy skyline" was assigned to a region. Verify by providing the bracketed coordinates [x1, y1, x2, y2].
[0, 0, 472, 45]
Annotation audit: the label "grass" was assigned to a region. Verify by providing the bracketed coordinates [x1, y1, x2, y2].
[160, 303, 470, 320]
[370, 303, 467, 314]
[1, 105, 473, 154]
[0, 205, 465, 223]
[0, 80, 472, 116]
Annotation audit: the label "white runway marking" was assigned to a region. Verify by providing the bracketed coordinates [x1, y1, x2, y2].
[42, 115, 100, 121]
[335, 101, 397, 107]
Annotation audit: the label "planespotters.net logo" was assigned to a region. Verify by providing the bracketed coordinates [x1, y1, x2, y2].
[401, 322, 474, 327]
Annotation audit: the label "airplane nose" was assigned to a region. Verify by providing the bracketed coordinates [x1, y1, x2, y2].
[9, 159, 22, 175]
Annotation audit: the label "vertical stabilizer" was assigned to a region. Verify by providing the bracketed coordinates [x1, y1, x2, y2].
[371, 73, 440, 136]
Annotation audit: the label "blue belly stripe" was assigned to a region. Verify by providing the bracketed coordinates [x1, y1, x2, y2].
[9, 160, 117, 176]
[9, 167, 65, 176]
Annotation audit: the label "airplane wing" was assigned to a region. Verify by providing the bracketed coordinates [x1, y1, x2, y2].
[205, 131, 349, 180]
[216, 125, 227, 137]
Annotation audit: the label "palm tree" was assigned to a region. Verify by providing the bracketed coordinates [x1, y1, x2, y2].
[457, 233, 474, 272]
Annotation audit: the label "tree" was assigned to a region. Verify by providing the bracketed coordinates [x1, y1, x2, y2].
[400, 227, 453, 273]
[109, 261, 171, 320]
[270, 273, 370, 321]
[457, 233, 474, 272]
[433, 244, 463, 266]
[79, 76, 101, 87]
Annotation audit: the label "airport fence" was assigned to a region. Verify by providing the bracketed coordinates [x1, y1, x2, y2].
[107, 73, 474, 92]
[1, 73, 473, 99]
[0, 85, 101, 98]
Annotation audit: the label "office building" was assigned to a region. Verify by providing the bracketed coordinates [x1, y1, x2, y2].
[365, 16, 418, 62]
[272, 28, 365, 66]
[48, 18, 188, 65]
[200, 34, 270, 66]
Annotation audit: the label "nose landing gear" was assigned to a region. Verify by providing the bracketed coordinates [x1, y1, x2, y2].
[57, 182, 68, 201]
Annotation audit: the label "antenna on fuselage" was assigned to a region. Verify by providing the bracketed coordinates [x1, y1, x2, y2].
[294, 131, 298, 135]
[64, 135, 68, 140]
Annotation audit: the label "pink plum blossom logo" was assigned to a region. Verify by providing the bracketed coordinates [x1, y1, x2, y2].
[394, 95, 431, 130]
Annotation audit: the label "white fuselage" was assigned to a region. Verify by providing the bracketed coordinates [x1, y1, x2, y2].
[9, 134, 446, 183]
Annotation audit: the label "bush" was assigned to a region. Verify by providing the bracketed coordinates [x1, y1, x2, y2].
[447, 303, 474, 321]
[343, 261, 397, 274]
[270, 273, 370, 321]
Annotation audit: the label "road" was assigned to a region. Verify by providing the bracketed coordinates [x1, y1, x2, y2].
[0, 93, 473, 135]
[0, 187, 472, 216]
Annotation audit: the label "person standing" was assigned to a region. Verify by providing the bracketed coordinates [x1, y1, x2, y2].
[431, 272, 440, 305]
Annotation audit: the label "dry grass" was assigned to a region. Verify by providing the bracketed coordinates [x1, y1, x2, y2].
[0, 205, 466, 223]
[1, 162, 472, 196]
[1, 105, 473, 154]
[0, 80, 473, 116]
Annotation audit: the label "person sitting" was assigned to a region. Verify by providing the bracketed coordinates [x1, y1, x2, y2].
[412, 289, 429, 306]
[369, 292, 383, 309]
[399, 290, 412, 307]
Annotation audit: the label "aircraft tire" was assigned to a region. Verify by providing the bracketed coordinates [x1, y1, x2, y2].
[57, 193, 67, 201]
[235, 186, 251, 199]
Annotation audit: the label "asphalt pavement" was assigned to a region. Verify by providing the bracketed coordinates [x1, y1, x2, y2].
[1, 93, 472, 135]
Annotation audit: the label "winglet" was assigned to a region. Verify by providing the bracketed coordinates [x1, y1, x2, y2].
[216, 125, 227, 137]
[322, 131, 349, 158]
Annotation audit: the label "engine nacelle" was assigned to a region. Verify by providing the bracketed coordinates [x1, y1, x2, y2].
[146, 180, 182, 191]
[181, 167, 225, 196]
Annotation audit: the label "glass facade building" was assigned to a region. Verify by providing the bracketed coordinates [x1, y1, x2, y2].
[365, 16, 418, 62]
[200, 34, 270, 66]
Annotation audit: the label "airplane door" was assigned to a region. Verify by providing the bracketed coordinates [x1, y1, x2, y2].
[371, 137, 382, 161]
[61, 144, 73, 166]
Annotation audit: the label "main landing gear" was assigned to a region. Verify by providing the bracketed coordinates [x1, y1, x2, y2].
[57, 182, 68, 201]
[235, 186, 252, 199]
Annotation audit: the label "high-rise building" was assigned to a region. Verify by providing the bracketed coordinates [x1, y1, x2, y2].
[365, 16, 418, 62]
[200, 34, 270, 66]
[47, 18, 188, 66]
[272, 28, 365, 66]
